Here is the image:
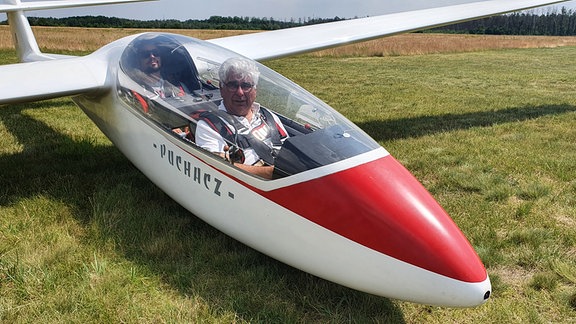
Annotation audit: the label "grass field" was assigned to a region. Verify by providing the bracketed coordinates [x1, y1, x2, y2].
[1, 29, 576, 323]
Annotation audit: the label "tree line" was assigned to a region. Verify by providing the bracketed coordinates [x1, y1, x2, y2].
[432, 8, 576, 36]
[1, 15, 345, 30]
[3, 7, 576, 35]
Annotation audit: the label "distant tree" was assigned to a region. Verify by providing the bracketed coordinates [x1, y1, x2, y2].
[2, 7, 576, 35]
[431, 6, 576, 35]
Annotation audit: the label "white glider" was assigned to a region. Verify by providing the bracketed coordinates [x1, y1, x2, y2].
[0, 0, 568, 307]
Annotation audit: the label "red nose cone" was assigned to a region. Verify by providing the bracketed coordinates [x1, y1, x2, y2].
[266, 155, 487, 283]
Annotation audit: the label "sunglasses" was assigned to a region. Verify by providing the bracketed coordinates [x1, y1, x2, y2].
[224, 81, 254, 92]
[139, 49, 160, 59]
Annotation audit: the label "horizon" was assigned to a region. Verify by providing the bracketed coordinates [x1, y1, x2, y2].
[1, 0, 576, 23]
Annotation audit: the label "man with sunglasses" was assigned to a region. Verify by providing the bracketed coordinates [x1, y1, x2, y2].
[132, 38, 187, 99]
[137, 44, 165, 96]
[195, 57, 289, 179]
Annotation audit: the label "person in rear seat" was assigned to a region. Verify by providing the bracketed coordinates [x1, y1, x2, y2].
[132, 39, 189, 99]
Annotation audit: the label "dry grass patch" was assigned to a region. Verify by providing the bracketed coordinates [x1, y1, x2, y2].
[0, 26, 257, 52]
[311, 33, 576, 56]
[491, 265, 532, 292]
[3, 26, 576, 55]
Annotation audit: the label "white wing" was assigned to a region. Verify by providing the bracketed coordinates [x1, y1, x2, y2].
[0, 0, 148, 105]
[0, 57, 108, 104]
[0, 0, 154, 12]
[210, 0, 569, 60]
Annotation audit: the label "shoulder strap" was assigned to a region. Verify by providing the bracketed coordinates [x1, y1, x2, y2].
[198, 110, 251, 149]
[199, 108, 283, 165]
[198, 110, 235, 143]
[259, 107, 284, 147]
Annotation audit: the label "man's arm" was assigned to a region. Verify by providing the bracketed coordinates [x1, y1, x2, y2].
[195, 120, 227, 153]
[196, 120, 274, 179]
[232, 163, 273, 179]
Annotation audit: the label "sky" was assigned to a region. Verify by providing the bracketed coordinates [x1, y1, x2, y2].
[7, 0, 576, 22]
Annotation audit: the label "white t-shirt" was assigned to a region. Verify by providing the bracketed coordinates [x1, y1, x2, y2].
[195, 103, 289, 165]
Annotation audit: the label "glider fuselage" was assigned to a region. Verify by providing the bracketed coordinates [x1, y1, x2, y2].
[70, 32, 491, 307]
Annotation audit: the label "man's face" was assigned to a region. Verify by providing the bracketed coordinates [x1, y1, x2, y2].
[220, 74, 257, 117]
[139, 45, 161, 74]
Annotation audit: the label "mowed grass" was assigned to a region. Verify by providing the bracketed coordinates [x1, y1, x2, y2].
[1, 40, 576, 322]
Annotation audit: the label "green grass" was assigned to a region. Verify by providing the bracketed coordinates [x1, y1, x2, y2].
[2, 46, 576, 322]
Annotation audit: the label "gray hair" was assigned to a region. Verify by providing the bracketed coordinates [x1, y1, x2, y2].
[219, 57, 260, 86]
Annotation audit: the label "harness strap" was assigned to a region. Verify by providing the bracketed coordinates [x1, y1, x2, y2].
[259, 107, 284, 147]
[198, 108, 284, 165]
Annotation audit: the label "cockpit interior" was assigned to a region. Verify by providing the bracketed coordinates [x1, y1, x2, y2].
[117, 33, 379, 179]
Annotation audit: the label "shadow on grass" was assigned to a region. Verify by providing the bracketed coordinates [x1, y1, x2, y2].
[0, 101, 405, 322]
[359, 104, 576, 142]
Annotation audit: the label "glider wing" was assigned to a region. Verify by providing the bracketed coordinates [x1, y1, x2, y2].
[209, 0, 569, 60]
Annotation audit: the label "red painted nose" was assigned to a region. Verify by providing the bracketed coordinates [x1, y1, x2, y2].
[267, 154, 487, 283]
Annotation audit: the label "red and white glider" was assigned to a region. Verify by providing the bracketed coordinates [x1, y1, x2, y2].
[0, 0, 568, 307]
